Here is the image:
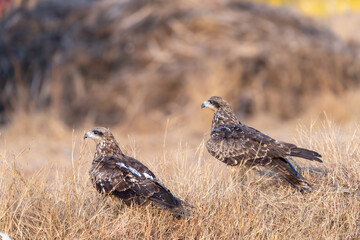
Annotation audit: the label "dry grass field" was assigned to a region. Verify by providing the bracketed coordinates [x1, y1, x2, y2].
[1, 113, 360, 239]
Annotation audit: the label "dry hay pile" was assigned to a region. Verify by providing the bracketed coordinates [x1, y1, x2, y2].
[0, 0, 359, 126]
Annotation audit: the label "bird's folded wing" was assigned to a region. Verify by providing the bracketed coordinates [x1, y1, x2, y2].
[207, 125, 291, 165]
[90, 156, 164, 197]
[125, 156, 157, 180]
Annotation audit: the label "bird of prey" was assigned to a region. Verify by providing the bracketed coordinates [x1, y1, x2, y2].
[84, 127, 192, 217]
[201, 96, 322, 192]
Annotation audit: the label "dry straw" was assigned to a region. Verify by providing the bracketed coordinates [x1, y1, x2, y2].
[1, 119, 360, 239]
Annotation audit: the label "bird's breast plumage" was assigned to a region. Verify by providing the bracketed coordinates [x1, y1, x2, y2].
[94, 140, 123, 159]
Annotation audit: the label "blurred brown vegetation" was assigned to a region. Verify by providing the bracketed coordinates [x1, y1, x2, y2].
[1, 0, 360, 128]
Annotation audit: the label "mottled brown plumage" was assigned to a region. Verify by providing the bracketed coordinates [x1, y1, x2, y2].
[201, 96, 322, 192]
[84, 127, 192, 217]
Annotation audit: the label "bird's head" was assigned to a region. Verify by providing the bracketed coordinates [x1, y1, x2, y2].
[83, 127, 115, 144]
[84, 127, 123, 158]
[201, 96, 231, 112]
[201, 96, 240, 128]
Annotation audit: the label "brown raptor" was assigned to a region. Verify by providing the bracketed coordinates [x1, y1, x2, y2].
[201, 96, 322, 192]
[84, 127, 192, 217]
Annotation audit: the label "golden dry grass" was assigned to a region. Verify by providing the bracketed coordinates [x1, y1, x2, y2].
[1, 114, 360, 239]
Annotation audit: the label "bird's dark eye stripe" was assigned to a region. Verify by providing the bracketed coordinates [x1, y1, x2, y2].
[93, 130, 103, 136]
[210, 101, 220, 108]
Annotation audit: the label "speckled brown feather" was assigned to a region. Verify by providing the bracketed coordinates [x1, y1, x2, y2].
[203, 96, 322, 192]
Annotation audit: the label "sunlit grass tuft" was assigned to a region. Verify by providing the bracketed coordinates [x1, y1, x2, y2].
[0, 118, 360, 239]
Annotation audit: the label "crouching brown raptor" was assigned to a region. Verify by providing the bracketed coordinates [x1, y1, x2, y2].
[84, 127, 192, 217]
[201, 96, 322, 192]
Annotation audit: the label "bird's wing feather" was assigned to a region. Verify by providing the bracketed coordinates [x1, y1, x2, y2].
[207, 124, 291, 166]
[89, 156, 181, 207]
[89, 156, 157, 195]
[125, 156, 157, 179]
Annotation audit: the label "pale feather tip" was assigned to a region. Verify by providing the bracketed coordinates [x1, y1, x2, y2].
[0, 233, 11, 240]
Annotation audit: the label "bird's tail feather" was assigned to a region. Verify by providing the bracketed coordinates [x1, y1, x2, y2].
[290, 147, 322, 162]
[149, 195, 194, 219]
[270, 157, 313, 193]
[172, 197, 194, 219]
[150, 182, 194, 218]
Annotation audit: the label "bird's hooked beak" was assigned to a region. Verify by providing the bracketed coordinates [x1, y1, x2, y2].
[201, 100, 216, 110]
[83, 132, 89, 139]
[201, 100, 211, 109]
[83, 131, 98, 142]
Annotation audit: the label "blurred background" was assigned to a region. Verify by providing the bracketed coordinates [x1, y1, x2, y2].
[1, 0, 360, 128]
[2, 2, 360, 238]
[1, 0, 360, 172]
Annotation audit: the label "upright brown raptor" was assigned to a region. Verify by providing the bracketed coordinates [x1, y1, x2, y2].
[84, 127, 192, 217]
[201, 96, 322, 192]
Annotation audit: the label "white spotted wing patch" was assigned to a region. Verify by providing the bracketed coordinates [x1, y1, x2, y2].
[128, 166, 142, 177]
[116, 162, 127, 168]
[143, 173, 154, 180]
[129, 178, 137, 182]
[116, 162, 143, 177]
[98, 179, 106, 193]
